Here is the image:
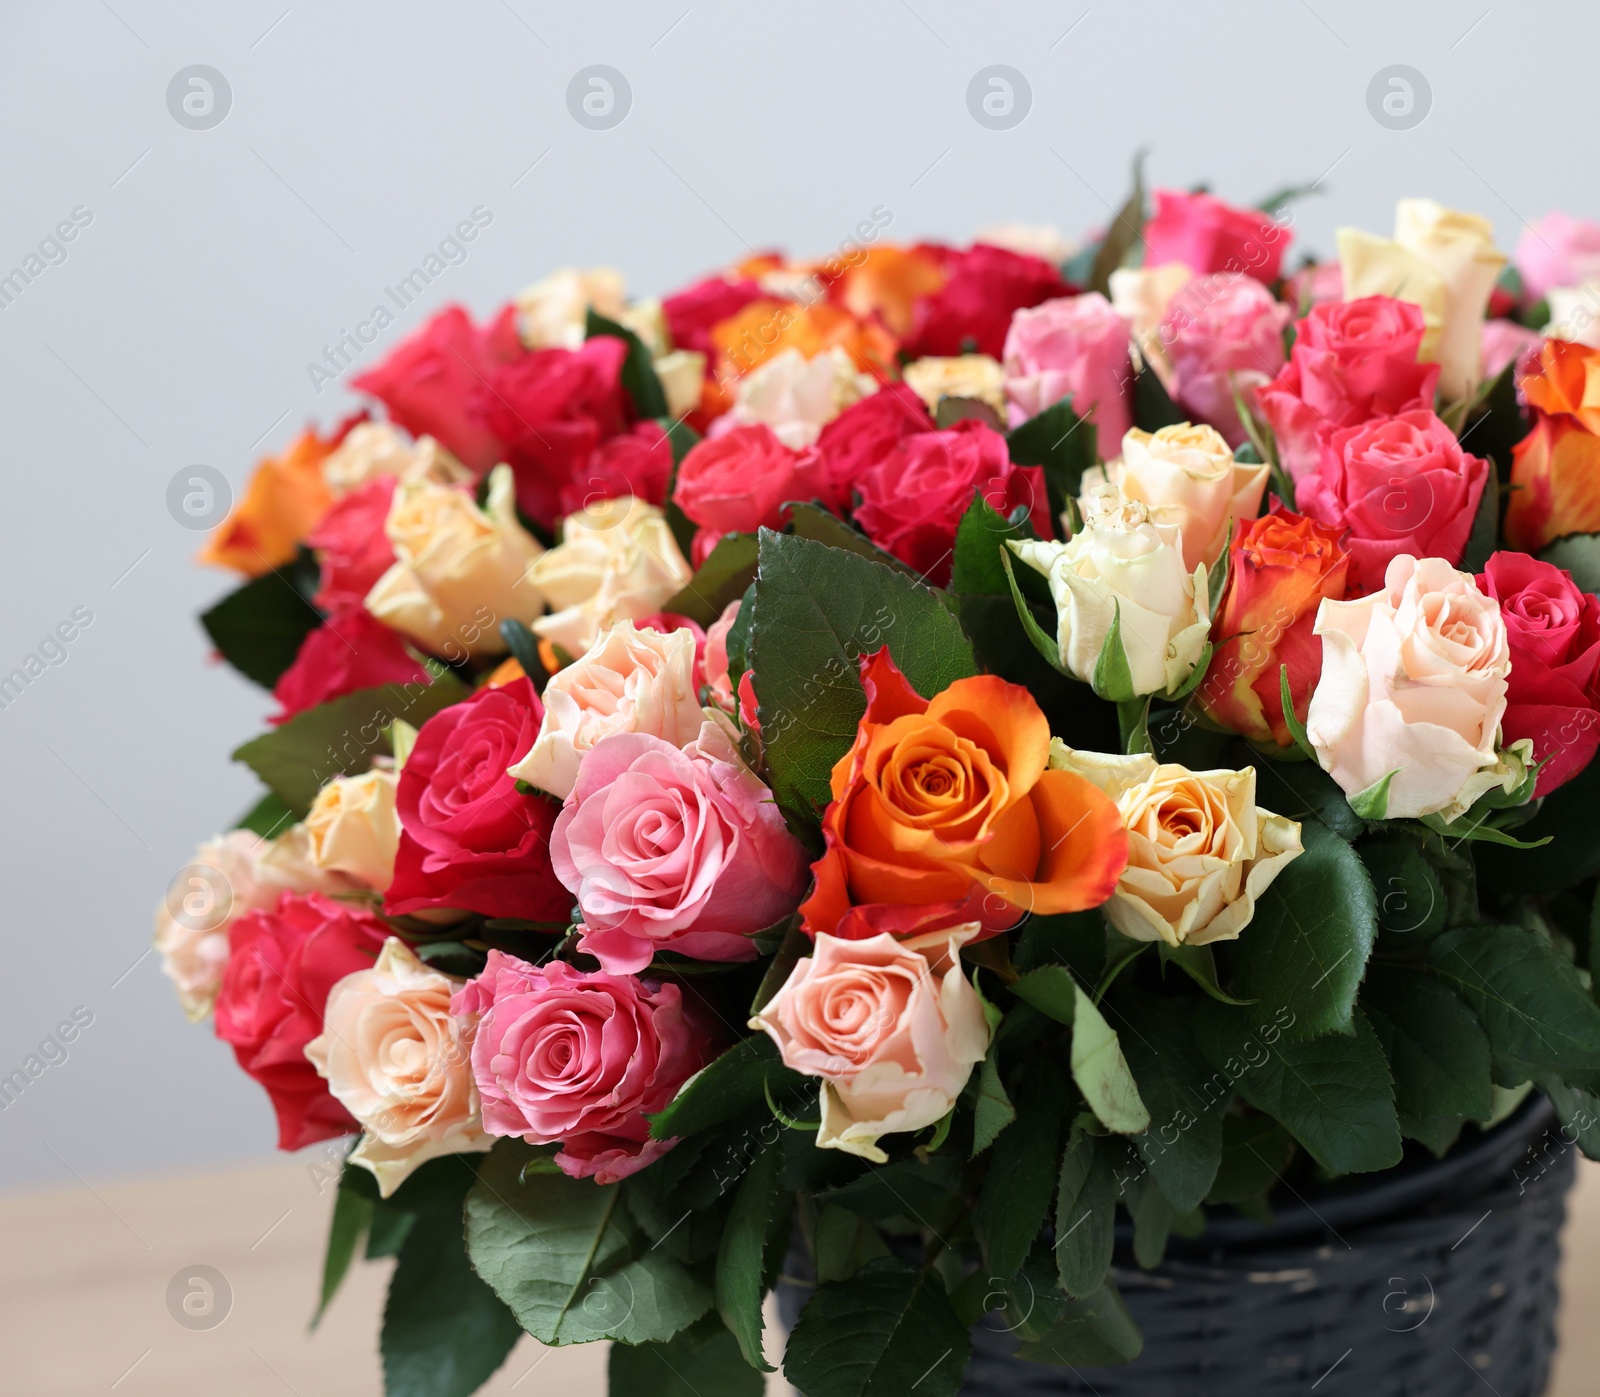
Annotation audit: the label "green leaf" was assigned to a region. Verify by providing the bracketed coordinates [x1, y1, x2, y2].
[649, 1035, 806, 1141]
[934, 395, 1005, 431]
[1277, 665, 1317, 761]
[1072, 987, 1151, 1133]
[997, 547, 1069, 672]
[1086, 151, 1146, 299]
[750, 531, 978, 830]
[1010, 965, 1080, 1024]
[1205, 1114, 1294, 1205]
[232, 673, 468, 813]
[1013, 910, 1105, 981]
[1053, 1126, 1116, 1299]
[973, 1066, 1068, 1282]
[1123, 1165, 1174, 1269]
[1457, 358, 1527, 483]
[1248, 746, 1365, 842]
[750, 918, 809, 1015]
[1010, 1277, 1143, 1368]
[663, 531, 759, 627]
[783, 1258, 971, 1397]
[1133, 365, 1185, 433]
[815, 1155, 965, 1228]
[788, 501, 916, 576]
[365, 1205, 414, 1259]
[1476, 750, 1600, 893]
[608, 1313, 764, 1397]
[1427, 925, 1600, 1087]
[587, 310, 669, 418]
[1540, 532, 1600, 594]
[1157, 942, 1255, 1006]
[1346, 769, 1398, 821]
[1544, 1080, 1600, 1162]
[313, 1170, 372, 1328]
[499, 617, 543, 680]
[714, 1138, 782, 1371]
[814, 1205, 891, 1284]
[200, 549, 322, 689]
[1460, 453, 1501, 574]
[463, 1141, 711, 1345]
[1006, 395, 1099, 524]
[969, 978, 1014, 1156]
[1192, 1002, 1402, 1174]
[950, 495, 1035, 597]
[1361, 834, 1448, 945]
[234, 789, 295, 839]
[1090, 601, 1138, 703]
[1118, 696, 1152, 755]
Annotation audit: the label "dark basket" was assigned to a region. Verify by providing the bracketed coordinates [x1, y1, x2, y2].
[777, 1096, 1579, 1396]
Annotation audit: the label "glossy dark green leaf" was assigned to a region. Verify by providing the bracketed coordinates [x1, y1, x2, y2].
[788, 501, 915, 575]
[1204, 1114, 1294, 1205]
[663, 531, 759, 627]
[587, 310, 668, 418]
[313, 1171, 372, 1327]
[1133, 365, 1185, 433]
[714, 1138, 783, 1371]
[1009, 1275, 1143, 1368]
[813, 1205, 891, 1284]
[1006, 394, 1098, 524]
[608, 1313, 764, 1397]
[974, 1066, 1067, 1282]
[200, 550, 322, 688]
[1053, 1126, 1116, 1299]
[648, 1035, 806, 1142]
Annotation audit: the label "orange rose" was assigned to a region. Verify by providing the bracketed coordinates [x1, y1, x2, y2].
[197, 428, 336, 576]
[1521, 338, 1600, 434]
[1505, 411, 1600, 551]
[703, 300, 897, 419]
[828, 246, 947, 338]
[799, 650, 1128, 941]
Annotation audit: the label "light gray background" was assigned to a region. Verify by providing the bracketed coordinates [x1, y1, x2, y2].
[0, 0, 1585, 1189]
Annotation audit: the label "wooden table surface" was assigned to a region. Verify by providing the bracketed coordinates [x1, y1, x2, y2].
[3, 1156, 1595, 1396]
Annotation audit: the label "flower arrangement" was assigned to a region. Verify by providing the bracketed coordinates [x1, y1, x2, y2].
[159, 175, 1600, 1396]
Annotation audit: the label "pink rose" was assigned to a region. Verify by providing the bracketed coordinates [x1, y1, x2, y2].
[1284, 260, 1344, 311]
[1296, 408, 1490, 595]
[550, 725, 809, 974]
[555, 419, 675, 517]
[813, 383, 933, 504]
[1144, 188, 1290, 283]
[452, 951, 715, 1183]
[1001, 292, 1133, 460]
[1160, 273, 1290, 448]
[309, 476, 398, 611]
[749, 928, 989, 1162]
[1256, 296, 1442, 482]
[704, 599, 742, 709]
[1515, 212, 1600, 306]
[1481, 319, 1542, 387]
[672, 423, 825, 564]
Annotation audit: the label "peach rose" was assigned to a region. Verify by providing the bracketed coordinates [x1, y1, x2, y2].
[902, 354, 1007, 416]
[506, 622, 705, 800]
[305, 768, 401, 891]
[721, 346, 876, 449]
[749, 926, 989, 1162]
[1049, 746, 1302, 947]
[305, 938, 492, 1196]
[1306, 554, 1514, 820]
[1109, 262, 1193, 385]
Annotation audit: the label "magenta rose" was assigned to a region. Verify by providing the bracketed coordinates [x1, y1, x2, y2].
[661, 275, 769, 356]
[352, 305, 523, 473]
[1256, 296, 1441, 482]
[1296, 408, 1491, 594]
[1478, 551, 1600, 795]
[854, 419, 1048, 585]
[1515, 212, 1600, 306]
[813, 383, 934, 504]
[550, 726, 809, 973]
[1143, 188, 1290, 283]
[1160, 273, 1290, 448]
[214, 891, 389, 1151]
[903, 243, 1070, 360]
[1001, 292, 1133, 460]
[308, 476, 398, 611]
[555, 419, 675, 517]
[271, 607, 427, 725]
[452, 951, 714, 1183]
[385, 677, 570, 922]
[672, 423, 826, 565]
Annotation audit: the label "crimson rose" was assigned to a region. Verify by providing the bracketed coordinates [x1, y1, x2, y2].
[271, 607, 427, 725]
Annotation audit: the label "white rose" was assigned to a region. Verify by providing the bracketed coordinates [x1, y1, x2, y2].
[976, 223, 1076, 265]
[722, 346, 875, 449]
[1109, 262, 1193, 385]
[1544, 285, 1600, 349]
[515, 267, 627, 350]
[653, 349, 707, 419]
[305, 768, 400, 891]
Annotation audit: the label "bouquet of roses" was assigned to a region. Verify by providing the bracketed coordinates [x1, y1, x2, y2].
[158, 172, 1600, 1396]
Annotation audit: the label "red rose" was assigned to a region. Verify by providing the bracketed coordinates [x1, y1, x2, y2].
[468, 336, 631, 528]
[214, 891, 389, 1150]
[1295, 409, 1490, 594]
[813, 383, 934, 505]
[351, 305, 522, 473]
[1478, 551, 1600, 795]
[1256, 297, 1441, 481]
[555, 419, 675, 517]
[308, 476, 397, 611]
[271, 607, 428, 725]
[852, 420, 1048, 586]
[1143, 188, 1290, 283]
[661, 276, 768, 356]
[672, 423, 826, 563]
[902, 244, 1070, 359]
[385, 677, 569, 921]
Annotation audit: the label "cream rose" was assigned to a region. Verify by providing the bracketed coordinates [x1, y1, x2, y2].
[722, 346, 875, 449]
[365, 464, 543, 658]
[321, 423, 470, 497]
[1338, 199, 1507, 401]
[1097, 422, 1268, 571]
[305, 768, 400, 891]
[1306, 553, 1513, 821]
[1109, 262, 1193, 385]
[305, 938, 492, 1196]
[749, 927, 989, 1163]
[975, 223, 1076, 265]
[515, 266, 627, 350]
[524, 496, 692, 657]
[901, 354, 1007, 416]
[653, 348, 707, 419]
[1050, 744, 1303, 947]
[507, 622, 706, 799]
[1008, 488, 1211, 698]
[1544, 285, 1600, 349]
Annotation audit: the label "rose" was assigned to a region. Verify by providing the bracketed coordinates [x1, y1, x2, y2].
[1481, 320, 1542, 387]
[1285, 260, 1344, 311]
[270, 607, 427, 726]
[1295, 409, 1491, 594]
[901, 354, 1007, 416]
[704, 599, 742, 709]
[550, 723, 809, 973]
[1009, 489, 1212, 697]
[525, 496, 693, 657]
[974, 223, 1074, 264]
[1515, 212, 1600, 306]
[1109, 263, 1193, 386]
[1521, 338, 1600, 433]
[305, 938, 493, 1196]
[1001, 293, 1133, 461]
[653, 349, 707, 420]
[718, 346, 876, 449]
[1048, 746, 1303, 947]
[1478, 551, 1600, 795]
[507, 622, 706, 800]
[198, 427, 337, 577]
[451, 950, 714, 1183]
[661, 275, 768, 357]
[1544, 288, 1600, 348]
[749, 927, 988, 1162]
[514, 266, 626, 350]
[1506, 414, 1600, 552]
[1256, 296, 1442, 482]
[1143, 188, 1290, 282]
[1160, 274, 1290, 448]
[813, 383, 934, 503]
[309, 477, 399, 611]
[365, 465, 544, 658]
[213, 891, 390, 1150]
[1099, 421, 1268, 571]
[707, 301, 897, 413]
[798, 650, 1128, 940]
[305, 768, 401, 891]
[672, 424, 826, 561]
[853, 420, 1048, 586]
[384, 677, 570, 922]
[826, 244, 948, 337]
[320, 423, 471, 498]
[352, 305, 523, 474]
[466, 335, 631, 529]
[902, 243, 1070, 359]
[1306, 554, 1513, 820]
[555, 420, 675, 517]
[1198, 505, 1350, 746]
[1338, 199, 1508, 401]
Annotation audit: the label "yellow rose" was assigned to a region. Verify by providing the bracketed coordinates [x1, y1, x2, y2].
[1338, 198, 1507, 401]
[305, 768, 400, 891]
[902, 354, 1007, 415]
[365, 464, 543, 658]
[321, 423, 471, 497]
[1049, 743, 1303, 947]
[653, 349, 707, 418]
[515, 266, 626, 350]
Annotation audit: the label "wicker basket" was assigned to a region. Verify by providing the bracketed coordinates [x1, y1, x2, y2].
[777, 1097, 1578, 1396]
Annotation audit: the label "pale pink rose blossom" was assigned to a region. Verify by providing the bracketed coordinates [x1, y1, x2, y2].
[1161, 273, 1291, 448]
[1515, 212, 1600, 306]
[1001, 292, 1133, 461]
[703, 599, 742, 709]
[1480, 319, 1542, 387]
